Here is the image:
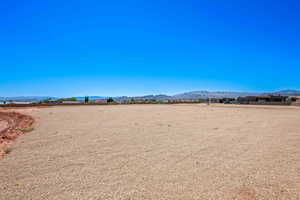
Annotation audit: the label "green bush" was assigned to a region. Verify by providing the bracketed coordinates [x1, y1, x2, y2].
[65, 97, 77, 101]
[107, 97, 115, 103]
[42, 99, 51, 103]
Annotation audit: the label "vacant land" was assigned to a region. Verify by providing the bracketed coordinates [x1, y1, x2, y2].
[1, 104, 300, 200]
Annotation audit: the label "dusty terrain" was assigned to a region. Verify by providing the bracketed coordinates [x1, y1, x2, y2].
[0, 104, 300, 200]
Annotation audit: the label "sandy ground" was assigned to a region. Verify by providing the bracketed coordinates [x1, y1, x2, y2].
[0, 104, 300, 200]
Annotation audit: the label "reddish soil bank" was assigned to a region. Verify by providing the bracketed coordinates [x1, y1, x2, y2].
[0, 111, 34, 158]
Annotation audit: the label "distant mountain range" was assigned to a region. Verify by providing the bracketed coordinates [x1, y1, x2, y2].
[0, 96, 56, 101]
[172, 90, 300, 99]
[267, 90, 300, 96]
[173, 91, 261, 99]
[0, 96, 106, 102]
[1, 90, 299, 102]
[113, 90, 300, 101]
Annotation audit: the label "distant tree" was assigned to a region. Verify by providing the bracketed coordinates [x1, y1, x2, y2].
[286, 97, 297, 103]
[43, 99, 51, 103]
[84, 96, 89, 103]
[198, 99, 205, 103]
[65, 97, 77, 101]
[107, 97, 115, 103]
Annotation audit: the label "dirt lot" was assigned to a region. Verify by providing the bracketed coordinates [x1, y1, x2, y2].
[1, 104, 300, 200]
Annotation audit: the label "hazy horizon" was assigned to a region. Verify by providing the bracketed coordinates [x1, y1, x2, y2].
[1, 89, 300, 99]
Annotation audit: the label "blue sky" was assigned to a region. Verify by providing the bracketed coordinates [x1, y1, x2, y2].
[1, 0, 300, 97]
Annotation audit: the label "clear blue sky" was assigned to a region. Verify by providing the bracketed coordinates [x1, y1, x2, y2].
[1, 0, 300, 97]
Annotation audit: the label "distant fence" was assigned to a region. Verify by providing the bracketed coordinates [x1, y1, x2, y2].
[0, 103, 114, 107]
[0, 101, 297, 108]
[292, 102, 300, 106]
[239, 102, 291, 106]
[0, 101, 205, 108]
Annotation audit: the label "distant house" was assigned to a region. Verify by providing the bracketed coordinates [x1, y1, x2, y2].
[94, 99, 107, 104]
[62, 101, 81, 104]
[47, 99, 81, 104]
[237, 95, 289, 105]
[292, 97, 300, 106]
[210, 98, 236, 104]
[0, 100, 37, 105]
[13, 101, 37, 104]
[48, 99, 64, 104]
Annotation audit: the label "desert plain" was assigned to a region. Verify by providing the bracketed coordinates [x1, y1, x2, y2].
[0, 104, 300, 200]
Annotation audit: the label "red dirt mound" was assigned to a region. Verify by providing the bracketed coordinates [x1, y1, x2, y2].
[0, 111, 34, 158]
